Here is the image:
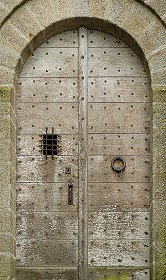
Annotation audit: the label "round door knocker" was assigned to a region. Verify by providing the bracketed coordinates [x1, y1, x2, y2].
[111, 156, 126, 172]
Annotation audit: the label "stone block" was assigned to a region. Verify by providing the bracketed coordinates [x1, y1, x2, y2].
[0, 255, 16, 279]
[0, 159, 16, 189]
[0, 3, 10, 25]
[0, 115, 16, 143]
[0, 88, 16, 124]
[148, 46, 166, 73]
[151, 69, 166, 86]
[0, 183, 16, 211]
[152, 173, 166, 279]
[0, 45, 20, 72]
[139, 20, 166, 55]
[153, 173, 166, 200]
[152, 102, 166, 128]
[26, 0, 63, 28]
[152, 86, 166, 102]
[153, 127, 166, 147]
[153, 147, 166, 173]
[10, 5, 45, 53]
[10, 5, 43, 38]
[162, 13, 166, 22]
[0, 101, 11, 115]
[146, 0, 166, 19]
[0, 209, 15, 235]
[0, 137, 15, 167]
[0, 234, 16, 255]
[1, 21, 29, 55]
[0, 86, 16, 109]
[90, 0, 109, 19]
[103, 0, 134, 28]
[25, 0, 84, 41]
[122, 2, 152, 38]
[0, 66, 15, 84]
[152, 219, 166, 279]
[0, 0, 23, 10]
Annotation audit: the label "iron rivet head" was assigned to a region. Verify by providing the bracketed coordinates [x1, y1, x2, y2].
[111, 156, 126, 172]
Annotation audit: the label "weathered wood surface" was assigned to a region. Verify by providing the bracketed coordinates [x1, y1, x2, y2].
[88, 182, 150, 211]
[88, 155, 150, 182]
[88, 211, 150, 239]
[16, 239, 78, 266]
[16, 183, 78, 212]
[88, 134, 150, 155]
[16, 28, 150, 278]
[88, 239, 149, 267]
[17, 77, 79, 103]
[88, 268, 150, 280]
[17, 102, 78, 134]
[88, 48, 146, 77]
[78, 27, 88, 280]
[88, 77, 149, 102]
[17, 268, 78, 280]
[88, 30, 127, 48]
[41, 30, 78, 48]
[88, 103, 150, 133]
[17, 134, 78, 156]
[17, 211, 78, 239]
[20, 47, 78, 78]
[17, 156, 78, 182]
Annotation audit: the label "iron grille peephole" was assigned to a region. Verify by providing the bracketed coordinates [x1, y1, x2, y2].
[40, 127, 60, 159]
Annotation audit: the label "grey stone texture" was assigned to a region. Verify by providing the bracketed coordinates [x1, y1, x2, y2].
[0, 86, 16, 279]
[151, 86, 166, 279]
[0, 1, 165, 279]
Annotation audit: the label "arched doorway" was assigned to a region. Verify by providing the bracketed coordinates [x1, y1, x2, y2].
[16, 27, 150, 280]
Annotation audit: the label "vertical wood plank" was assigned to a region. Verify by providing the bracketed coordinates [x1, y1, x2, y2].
[78, 27, 88, 280]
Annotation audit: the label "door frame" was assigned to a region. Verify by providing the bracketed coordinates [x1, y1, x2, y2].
[0, 5, 165, 279]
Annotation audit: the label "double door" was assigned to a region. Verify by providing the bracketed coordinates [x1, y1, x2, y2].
[16, 28, 150, 280]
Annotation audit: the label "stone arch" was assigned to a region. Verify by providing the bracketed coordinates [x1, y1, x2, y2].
[0, 0, 165, 86]
[0, 1, 165, 279]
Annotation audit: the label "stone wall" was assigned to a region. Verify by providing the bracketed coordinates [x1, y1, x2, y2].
[0, 1, 165, 279]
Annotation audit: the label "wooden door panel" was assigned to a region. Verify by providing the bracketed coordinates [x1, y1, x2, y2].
[88, 268, 150, 280]
[88, 239, 149, 267]
[88, 48, 146, 77]
[17, 156, 78, 182]
[17, 134, 78, 156]
[21, 48, 78, 78]
[16, 183, 78, 212]
[41, 30, 79, 48]
[17, 268, 78, 280]
[88, 156, 150, 182]
[17, 103, 78, 134]
[89, 211, 150, 239]
[17, 211, 78, 239]
[16, 239, 78, 266]
[16, 28, 150, 279]
[88, 77, 149, 103]
[87, 29, 150, 278]
[88, 30, 127, 48]
[88, 183, 150, 211]
[17, 29, 79, 280]
[88, 134, 150, 155]
[88, 103, 150, 134]
[18, 78, 79, 103]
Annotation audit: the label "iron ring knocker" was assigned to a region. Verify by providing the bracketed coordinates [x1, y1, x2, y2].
[111, 156, 126, 172]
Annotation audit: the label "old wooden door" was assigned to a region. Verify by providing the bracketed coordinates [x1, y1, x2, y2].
[16, 28, 150, 280]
